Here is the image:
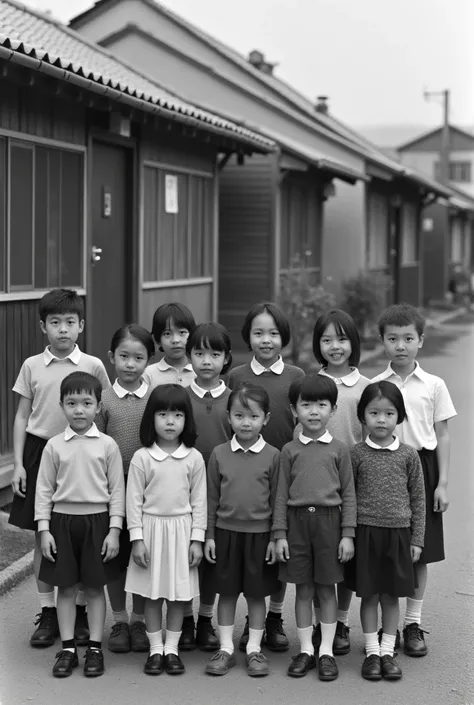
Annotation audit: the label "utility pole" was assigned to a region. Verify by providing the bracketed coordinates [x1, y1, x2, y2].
[424, 88, 450, 185]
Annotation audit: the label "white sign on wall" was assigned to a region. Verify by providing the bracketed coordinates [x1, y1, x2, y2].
[165, 175, 179, 214]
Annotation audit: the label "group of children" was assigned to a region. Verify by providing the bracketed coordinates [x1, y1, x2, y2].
[9, 288, 456, 684]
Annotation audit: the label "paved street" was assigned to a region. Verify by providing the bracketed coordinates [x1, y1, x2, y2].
[0, 318, 473, 705]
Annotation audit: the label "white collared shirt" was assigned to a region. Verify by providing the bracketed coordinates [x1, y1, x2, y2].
[230, 434, 266, 453]
[299, 430, 333, 444]
[64, 422, 101, 441]
[113, 379, 148, 399]
[190, 380, 226, 399]
[147, 442, 191, 461]
[142, 357, 196, 389]
[365, 435, 400, 451]
[372, 362, 456, 450]
[44, 344, 82, 366]
[250, 355, 285, 376]
[319, 367, 360, 387]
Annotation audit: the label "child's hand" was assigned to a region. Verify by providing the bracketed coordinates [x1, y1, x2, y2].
[189, 541, 203, 568]
[410, 545, 422, 563]
[276, 539, 289, 562]
[204, 539, 216, 563]
[265, 540, 276, 565]
[132, 540, 149, 569]
[433, 485, 449, 512]
[338, 537, 354, 563]
[102, 528, 120, 562]
[11, 465, 27, 497]
[40, 531, 57, 562]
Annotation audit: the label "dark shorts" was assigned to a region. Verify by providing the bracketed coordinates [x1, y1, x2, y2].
[9, 433, 48, 531]
[213, 528, 280, 599]
[345, 525, 416, 598]
[39, 512, 121, 588]
[278, 506, 344, 586]
[418, 449, 444, 564]
[199, 555, 217, 599]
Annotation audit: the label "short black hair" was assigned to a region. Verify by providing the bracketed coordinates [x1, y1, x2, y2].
[186, 322, 233, 374]
[140, 384, 197, 448]
[60, 371, 102, 403]
[378, 303, 425, 337]
[241, 302, 291, 350]
[288, 374, 338, 408]
[151, 303, 196, 345]
[227, 382, 270, 415]
[109, 324, 155, 359]
[312, 309, 361, 367]
[357, 381, 407, 424]
[39, 289, 84, 322]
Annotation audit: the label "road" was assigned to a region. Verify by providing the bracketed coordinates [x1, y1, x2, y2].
[0, 318, 473, 705]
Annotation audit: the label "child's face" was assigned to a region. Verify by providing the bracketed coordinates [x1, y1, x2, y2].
[40, 313, 84, 356]
[190, 346, 228, 385]
[364, 395, 398, 443]
[154, 409, 185, 444]
[61, 391, 99, 434]
[109, 337, 149, 388]
[160, 318, 190, 363]
[249, 312, 282, 365]
[319, 323, 352, 369]
[381, 324, 423, 368]
[291, 395, 335, 439]
[228, 398, 270, 446]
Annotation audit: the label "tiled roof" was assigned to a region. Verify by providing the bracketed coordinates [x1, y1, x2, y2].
[0, 0, 276, 152]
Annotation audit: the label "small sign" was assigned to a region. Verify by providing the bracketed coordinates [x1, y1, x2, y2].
[422, 218, 433, 232]
[165, 174, 178, 214]
[103, 187, 112, 218]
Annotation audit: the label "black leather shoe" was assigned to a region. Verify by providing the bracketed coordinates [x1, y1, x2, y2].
[84, 647, 105, 677]
[361, 654, 382, 681]
[381, 654, 402, 680]
[131, 622, 150, 652]
[52, 649, 78, 678]
[178, 617, 196, 651]
[74, 607, 90, 646]
[30, 607, 59, 648]
[377, 628, 401, 651]
[333, 621, 350, 655]
[143, 653, 164, 675]
[108, 622, 131, 653]
[196, 619, 220, 652]
[164, 653, 185, 675]
[287, 652, 316, 678]
[403, 623, 428, 657]
[265, 616, 289, 652]
[239, 616, 250, 652]
[318, 655, 338, 681]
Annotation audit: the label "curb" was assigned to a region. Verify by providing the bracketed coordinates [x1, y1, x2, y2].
[0, 549, 34, 597]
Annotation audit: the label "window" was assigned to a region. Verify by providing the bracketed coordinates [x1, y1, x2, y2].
[434, 161, 472, 183]
[143, 166, 214, 283]
[367, 190, 389, 268]
[280, 177, 321, 271]
[401, 202, 419, 264]
[0, 138, 84, 293]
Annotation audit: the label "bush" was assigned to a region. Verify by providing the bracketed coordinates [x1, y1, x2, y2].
[338, 270, 392, 338]
[279, 253, 336, 366]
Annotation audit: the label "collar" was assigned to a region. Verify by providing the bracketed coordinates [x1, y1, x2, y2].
[299, 430, 333, 445]
[230, 434, 266, 453]
[365, 435, 400, 451]
[250, 355, 284, 376]
[147, 442, 192, 461]
[156, 357, 194, 373]
[376, 361, 425, 382]
[64, 422, 100, 441]
[44, 344, 81, 366]
[319, 367, 360, 387]
[190, 380, 226, 399]
[113, 379, 148, 399]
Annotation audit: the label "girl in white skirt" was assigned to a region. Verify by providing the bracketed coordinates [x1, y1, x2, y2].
[125, 384, 206, 676]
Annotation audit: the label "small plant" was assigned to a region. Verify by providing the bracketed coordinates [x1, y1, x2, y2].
[338, 270, 392, 338]
[279, 252, 336, 366]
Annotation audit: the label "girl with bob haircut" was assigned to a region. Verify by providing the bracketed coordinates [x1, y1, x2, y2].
[125, 384, 206, 677]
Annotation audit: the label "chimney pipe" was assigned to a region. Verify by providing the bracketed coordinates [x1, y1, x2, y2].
[315, 96, 329, 115]
[248, 50, 277, 76]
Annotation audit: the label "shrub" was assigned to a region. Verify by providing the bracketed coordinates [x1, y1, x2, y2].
[339, 270, 392, 338]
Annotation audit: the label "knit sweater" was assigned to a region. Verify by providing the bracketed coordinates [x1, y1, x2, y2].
[187, 387, 232, 465]
[227, 363, 304, 450]
[350, 442, 426, 547]
[272, 437, 356, 539]
[96, 386, 152, 473]
[206, 441, 280, 538]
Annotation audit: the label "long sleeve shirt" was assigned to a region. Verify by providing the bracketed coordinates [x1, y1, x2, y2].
[187, 384, 232, 465]
[126, 444, 207, 543]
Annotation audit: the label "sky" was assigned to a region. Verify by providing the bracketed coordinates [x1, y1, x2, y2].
[18, 0, 474, 134]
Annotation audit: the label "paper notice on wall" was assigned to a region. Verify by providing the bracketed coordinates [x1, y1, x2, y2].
[165, 174, 179, 214]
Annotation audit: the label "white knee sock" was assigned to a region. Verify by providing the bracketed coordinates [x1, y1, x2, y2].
[164, 630, 181, 656]
[380, 633, 396, 657]
[313, 607, 321, 625]
[38, 591, 55, 609]
[405, 598, 423, 626]
[337, 609, 350, 626]
[246, 628, 264, 654]
[112, 610, 129, 624]
[297, 626, 314, 656]
[364, 632, 380, 657]
[218, 624, 234, 655]
[319, 621, 336, 657]
[147, 630, 163, 656]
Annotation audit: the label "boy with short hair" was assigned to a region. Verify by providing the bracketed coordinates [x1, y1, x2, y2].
[273, 375, 356, 681]
[373, 303, 456, 656]
[9, 289, 110, 648]
[35, 371, 125, 678]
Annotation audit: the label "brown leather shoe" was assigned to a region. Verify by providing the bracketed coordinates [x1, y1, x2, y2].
[246, 651, 270, 677]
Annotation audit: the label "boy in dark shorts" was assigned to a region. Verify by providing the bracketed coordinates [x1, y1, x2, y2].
[273, 375, 356, 681]
[35, 372, 125, 678]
